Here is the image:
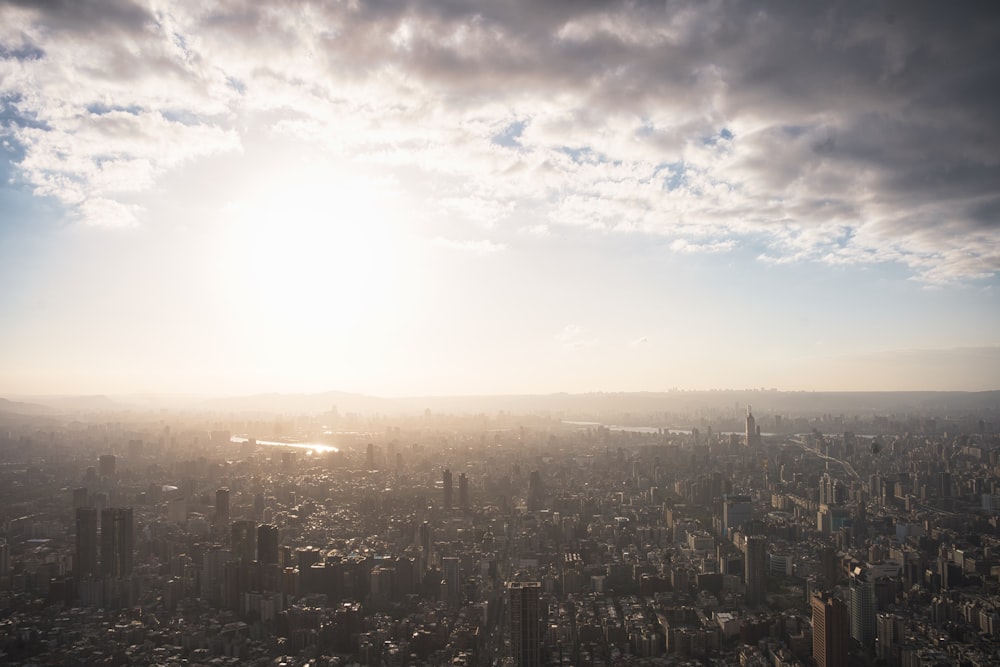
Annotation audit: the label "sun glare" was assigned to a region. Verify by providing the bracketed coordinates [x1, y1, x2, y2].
[221, 165, 409, 342]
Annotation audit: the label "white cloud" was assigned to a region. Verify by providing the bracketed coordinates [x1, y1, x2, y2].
[0, 0, 996, 283]
[670, 239, 736, 254]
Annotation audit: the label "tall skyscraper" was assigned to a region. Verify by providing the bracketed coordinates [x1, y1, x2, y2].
[215, 488, 230, 528]
[100, 507, 134, 578]
[527, 470, 542, 511]
[232, 520, 257, 565]
[849, 567, 876, 650]
[253, 493, 265, 521]
[75, 507, 99, 581]
[419, 521, 432, 568]
[875, 612, 899, 664]
[722, 494, 752, 538]
[812, 591, 848, 667]
[744, 535, 767, 605]
[509, 581, 541, 667]
[99, 454, 117, 478]
[745, 406, 760, 447]
[0, 538, 8, 577]
[257, 523, 280, 565]
[443, 468, 453, 510]
[442, 556, 461, 604]
[458, 473, 469, 511]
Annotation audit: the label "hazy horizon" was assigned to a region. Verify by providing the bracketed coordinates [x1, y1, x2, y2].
[2, 2, 998, 397]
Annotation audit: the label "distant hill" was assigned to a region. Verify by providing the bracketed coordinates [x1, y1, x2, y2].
[6, 389, 999, 418]
[180, 389, 1000, 418]
[199, 390, 398, 415]
[0, 397, 55, 415]
[8, 395, 120, 413]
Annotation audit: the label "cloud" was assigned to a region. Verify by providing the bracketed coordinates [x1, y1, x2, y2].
[431, 237, 506, 254]
[0, 1, 997, 281]
[555, 324, 597, 349]
[670, 238, 735, 254]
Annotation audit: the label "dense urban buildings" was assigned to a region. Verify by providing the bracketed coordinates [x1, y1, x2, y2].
[0, 391, 998, 665]
[509, 581, 541, 667]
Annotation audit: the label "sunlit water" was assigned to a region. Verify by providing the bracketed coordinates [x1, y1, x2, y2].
[230, 436, 338, 454]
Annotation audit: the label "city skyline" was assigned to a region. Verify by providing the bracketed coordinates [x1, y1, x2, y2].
[2, 1, 999, 397]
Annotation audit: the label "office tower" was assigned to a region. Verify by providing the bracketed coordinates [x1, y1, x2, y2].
[72, 487, 89, 510]
[876, 612, 899, 664]
[99, 454, 116, 478]
[812, 591, 848, 667]
[202, 548, 231, 606]
[232, 520, 257, 564]
[75, 507, 99, 580]
[509, 581, 541, 667]
[722, 494, 752, 538]
[527, 470, 542, 511]
[442, 556, 461, 604]
[937, 471, 951, 498]
[443, 468, 453, 510]
[253, 493, 265, 521]
[215, 488, 230, 528]
[257, 524, 280, 565]
[819, 474, 845, 506]
[744, 535, 767, 605]
[419, 521, 432, 568]
[366, 442, 375, 469]
[100, 507, 134, 578]
[296, 546, 322, 570]
[745, 406, 760, 447]
[820, 473, 833, 505]
[0, 538, 8, 577]
[849, 567, 876, 649]
[458, 473, 469, 511]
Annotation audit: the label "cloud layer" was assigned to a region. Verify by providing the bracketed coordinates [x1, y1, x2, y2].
[1, 0, 998, 281]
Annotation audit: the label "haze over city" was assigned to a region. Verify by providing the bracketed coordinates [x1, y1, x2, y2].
[1, 1, 999, 398]
[4, 5, 1000, 667]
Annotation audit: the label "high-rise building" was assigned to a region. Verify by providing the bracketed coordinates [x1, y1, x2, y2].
[723, 494, 752, 538]
[527, 470, 543, 511]
[458, 473, 469, 511]
[745, 406, 761, 447]
[812, 591, 848, 667]
[75, 507, 99, 581]
[232, 520, 257, 565]
[820, 473, 846, 506]
[253, 493, 265, 521]
[849, 567, 877, 649]
[443, 468, 453, 510]
[0, 538, 8, 577]
[419, 521, 432, 568]
[100, 507, 134, 578]
[442, 556, 461, 604]
[99, 454, 116, 478]
[509, 581, 541, 667]
[215, 488, 230, 528]
[876, 612, 899, 664]
[202, 547, 231, 606]
[744, 535, 767, 605]
[257, 523, 280, 565]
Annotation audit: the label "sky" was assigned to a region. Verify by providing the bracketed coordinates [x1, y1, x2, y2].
[1, 0, 999, 397]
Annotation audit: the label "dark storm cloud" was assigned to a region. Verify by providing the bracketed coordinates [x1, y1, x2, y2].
[3, 0, 153, 33]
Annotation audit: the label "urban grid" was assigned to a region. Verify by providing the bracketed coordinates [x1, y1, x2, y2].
[0, 394, 998, 666]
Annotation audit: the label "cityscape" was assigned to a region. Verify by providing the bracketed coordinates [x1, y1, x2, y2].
[2, 1, 1000, 666]
[0, 391, 999, 666]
